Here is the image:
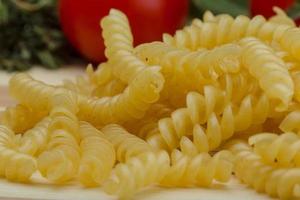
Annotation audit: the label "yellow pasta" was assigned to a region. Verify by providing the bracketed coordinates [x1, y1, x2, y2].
[63, 76, 94, 97]
[228, 140, 300, 200]
[101, 124, 154, 162]
[239, 37, 293, 111]
[3, 7, 300, 200]
[163, 9, 294, 51]
[156, 90, 269, 151]
[101, 9, 148, 84]
[160, 149, 233, 187]
[92, 79, 127, 98]
[135, 42, 242, 106]
[249, 132, 300, 167]
[86, 63, 114, 86]
[279, 110, 300, 134]
[103, 151, 170, 199]
[0, 125, 37, 182]
[136, 42, 241, 79]
[0, 104, 46, 133]
[18, 117, 51, 156]
[78, 122, 116, 187]
[124, 103, 173, 138]
[37, 92, 80, 183]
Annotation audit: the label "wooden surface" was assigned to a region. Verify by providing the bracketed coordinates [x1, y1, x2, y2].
[0, 67, 274, 200]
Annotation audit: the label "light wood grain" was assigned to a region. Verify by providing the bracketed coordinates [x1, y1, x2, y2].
[0, 86, 15, 107]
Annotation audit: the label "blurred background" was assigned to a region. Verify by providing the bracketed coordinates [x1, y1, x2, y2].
[0, 0, 299, 72]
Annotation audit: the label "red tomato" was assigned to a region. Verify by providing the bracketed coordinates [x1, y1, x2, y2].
[59, 0, 189, 62]
[250, 0, 295, 18]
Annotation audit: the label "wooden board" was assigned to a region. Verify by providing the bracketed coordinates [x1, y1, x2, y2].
[0, 67, 274, 200]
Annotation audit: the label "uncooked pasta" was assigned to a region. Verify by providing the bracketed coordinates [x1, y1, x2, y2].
[2, 7, 300, 200]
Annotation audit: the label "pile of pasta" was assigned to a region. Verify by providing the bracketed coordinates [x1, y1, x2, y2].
[2, 7, 300, 200]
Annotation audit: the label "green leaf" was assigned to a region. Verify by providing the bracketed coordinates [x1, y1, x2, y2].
[287, 1, 300, 19]
[37, 50, 59, 69]
[0, 0, 9, 24]
[191, 0, 249, 17]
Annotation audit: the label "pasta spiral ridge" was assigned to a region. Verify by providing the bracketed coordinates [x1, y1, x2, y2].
[101, 9, 150, 84]
[229, 141, 300, 199]
[86, 63, 113, 86]
[239, 37, 293, 111]
[101, 124, 154, 162]
[9, 73, 57, 111]
[78, 122, 116, 187]
[0, 104, 46, 133]
[103, 151, 170, 199]
[249, 132, 300, 166]
[160, 150, 233, 187]
[124, 103, 173, 139]
[18, 117, 51, 156]
[135, 42, 241, 80]
[157, 90, 269, 151]
[10, 71, 164, 125]
[37, 92, 80, 183]
[163, 11, 293, 51]
[0, 125, 37, 182]
[279, 110, 300, 134]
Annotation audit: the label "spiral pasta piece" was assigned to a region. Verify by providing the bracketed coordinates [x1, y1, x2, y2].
[63, 75, 93, 97]
[163, 11, 293, 51]
[101, 124, 154, 162]
[160, 150, 233, 187]
[86, 63, 114, 86]
[157, 89, 269, 151]
[135, 42, 241, 80]
[103, 151, 170, 199]
[279, 110, 300, 134]
[135, 42, 243, 106]
[9, 73, 57, 111]
[124, 103, 173, 139]
[0, 104, 46, 133]
[101, 9, 153, 84]
[10, 68, 164, 125]
[229, 141, 300, 200]
[239, 37, 293, 111]
[78, 122, 116, 187]
[37, 92, 80, 183]
[92, 79, 127, 98]
[0, 125, 37, 182]
[249, 132, 300, 166]
[18, 117, 51, 156]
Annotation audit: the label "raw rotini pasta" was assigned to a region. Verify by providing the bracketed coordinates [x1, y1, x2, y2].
[3, 7, 300, 200]
[103, 151, 170, 199]
[101, 9, 159, 85]
[86, 63, 114, 86]
[0, 125, 37, 182]
[101, 124, 154, 162]
[249, 132, 300, 166]
[10, 65, 164, 126]
[279, 110, 300, 134]
[91, 79, 127, 98]
[0, 104, 46, 133]
[123, 103, 173, 138]
[63, 75, 94, 97]
[155, 89, 269, 151]
[239, 37, 293, 111]
[135, 42, 242, 106]
[163, 8, 294, 51]
[78, 122, 116, 187]
[37, 92, 80, 183]
[160, 149, 233, 187]
[18, 117, 51, 156]
[228, 141, 300, 200]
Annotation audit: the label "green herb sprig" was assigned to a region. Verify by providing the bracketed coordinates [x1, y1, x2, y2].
[0, 0, 74, 71]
